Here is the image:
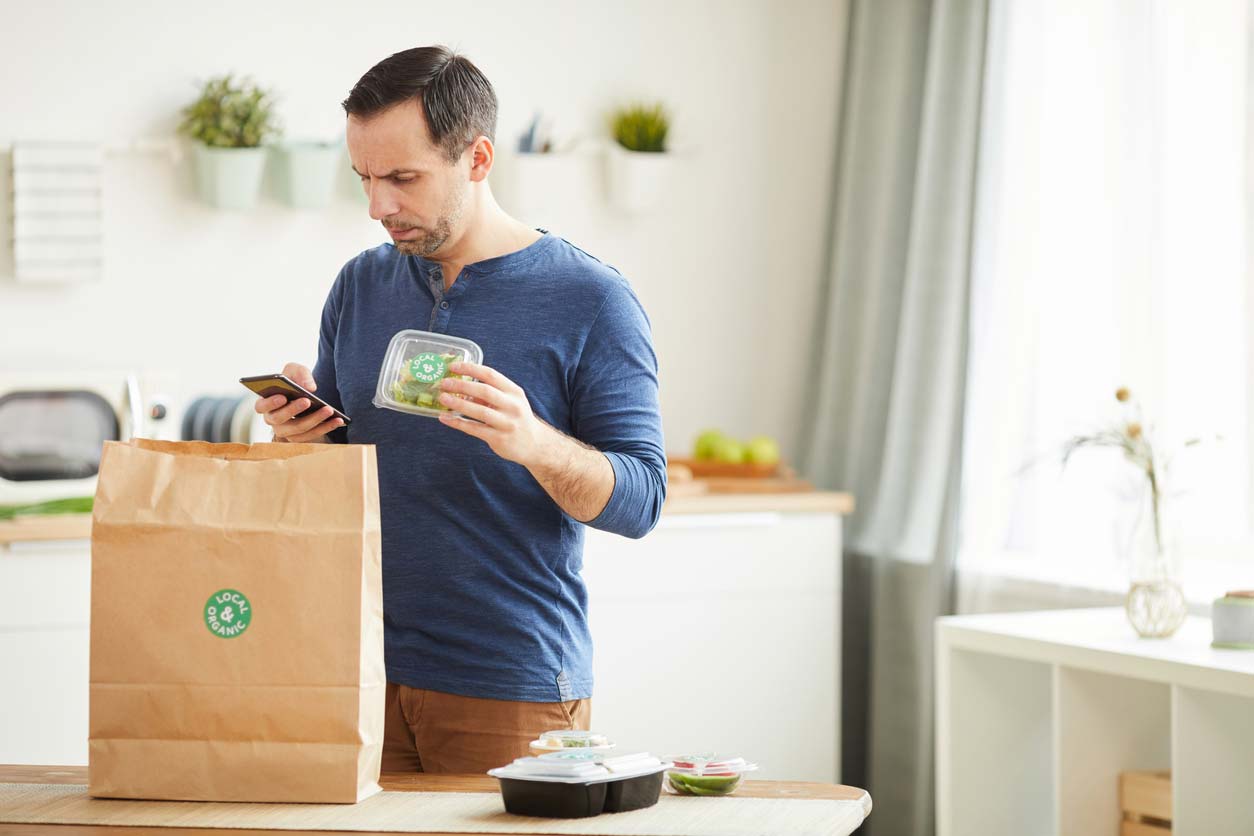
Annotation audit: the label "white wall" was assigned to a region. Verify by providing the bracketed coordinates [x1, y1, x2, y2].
[0, 0, 846, 462]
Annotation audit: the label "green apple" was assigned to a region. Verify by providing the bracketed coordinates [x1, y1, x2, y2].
[694, 429, 727, 461]
[709, 437, 746, 464]
[744, 435, 781, 466]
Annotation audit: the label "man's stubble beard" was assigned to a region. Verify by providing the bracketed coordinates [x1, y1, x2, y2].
[392, 184, 468, 258]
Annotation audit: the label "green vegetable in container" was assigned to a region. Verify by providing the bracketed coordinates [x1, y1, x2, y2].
[666, 771, 743, 796]
[390, 351, 466, 411]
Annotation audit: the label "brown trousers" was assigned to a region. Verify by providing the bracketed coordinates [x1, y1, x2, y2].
[381, 682, 592, 774]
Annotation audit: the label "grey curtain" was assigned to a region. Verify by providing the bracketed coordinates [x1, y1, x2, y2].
[802, 2, 990, 835]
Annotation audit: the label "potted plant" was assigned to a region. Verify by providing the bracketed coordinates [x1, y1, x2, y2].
[605, 102, 672, 213]
[1063, 387, 1200, 638]
[271, 140, 343, 209]
[179, 74, 279, 210]
[497, 114, 599, 225]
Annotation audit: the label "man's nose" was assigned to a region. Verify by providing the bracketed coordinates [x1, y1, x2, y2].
[366, 180, 400, 220]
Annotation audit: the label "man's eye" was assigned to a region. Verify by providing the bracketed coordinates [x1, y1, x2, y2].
[392, 176, 415, 184]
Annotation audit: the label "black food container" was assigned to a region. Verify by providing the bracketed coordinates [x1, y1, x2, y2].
[602, 768, 665, 812]
[496, 776, 608, 818]
[495, 768, 665, 818]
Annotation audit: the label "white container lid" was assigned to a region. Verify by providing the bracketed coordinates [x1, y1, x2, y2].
[539, 750, 660, 772]
[665, 753, 758, 776]
[490, 752, 666, 785]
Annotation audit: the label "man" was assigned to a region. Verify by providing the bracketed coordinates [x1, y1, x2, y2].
[254, 46, 666, 773]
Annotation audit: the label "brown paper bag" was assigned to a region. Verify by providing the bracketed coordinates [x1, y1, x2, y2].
[88, 439, 384, 803]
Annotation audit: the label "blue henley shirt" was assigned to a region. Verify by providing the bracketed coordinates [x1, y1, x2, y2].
[311, 231, 666, 702]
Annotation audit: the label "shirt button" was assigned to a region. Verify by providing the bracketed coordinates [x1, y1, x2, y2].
[440, 301, 450, 310]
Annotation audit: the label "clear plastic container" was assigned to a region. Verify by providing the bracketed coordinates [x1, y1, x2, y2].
[527, 730, 614, 755]
[663, 753, 758, 797]
[372, 329, 483, 418]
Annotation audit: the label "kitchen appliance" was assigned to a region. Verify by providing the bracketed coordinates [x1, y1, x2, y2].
[0, 371, 179, 506]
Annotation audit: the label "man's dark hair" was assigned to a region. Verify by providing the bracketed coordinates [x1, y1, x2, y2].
[342, 46, 498, 164]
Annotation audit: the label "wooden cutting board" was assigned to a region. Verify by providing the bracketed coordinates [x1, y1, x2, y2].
[667, 458, 811, 494]
[665, 463, 709, 497]
[667, 455, 782, 479]
[696, 477, 816, 494]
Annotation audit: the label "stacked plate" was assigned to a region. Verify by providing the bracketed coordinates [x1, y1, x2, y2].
[180, 395, 268, 444]
[527, 729, 614, 756]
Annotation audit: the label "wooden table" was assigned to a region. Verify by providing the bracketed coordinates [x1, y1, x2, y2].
[0, 766, 871, 836]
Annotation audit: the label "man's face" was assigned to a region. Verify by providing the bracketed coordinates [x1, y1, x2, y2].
[347, 99, 468, 258]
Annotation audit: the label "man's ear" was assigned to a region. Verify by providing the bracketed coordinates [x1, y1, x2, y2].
[467, 135, 494, 182]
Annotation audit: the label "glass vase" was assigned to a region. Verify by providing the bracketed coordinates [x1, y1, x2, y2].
[1121, 485, 1187, 638]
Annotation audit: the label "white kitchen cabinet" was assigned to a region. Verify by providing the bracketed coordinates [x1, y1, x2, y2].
[0, 540, 91, 764]
[583, 508, 843, 783]
[0, 500, 846, 778]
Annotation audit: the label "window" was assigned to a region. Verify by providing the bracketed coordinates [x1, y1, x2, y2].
[959, 0, 1254, 601]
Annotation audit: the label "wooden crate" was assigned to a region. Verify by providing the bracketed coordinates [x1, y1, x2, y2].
[1122, 822, 1171, 836]
[1120, 770, 1171, 834]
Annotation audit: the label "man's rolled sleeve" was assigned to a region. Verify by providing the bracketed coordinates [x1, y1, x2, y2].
[571, 283, 667, 539]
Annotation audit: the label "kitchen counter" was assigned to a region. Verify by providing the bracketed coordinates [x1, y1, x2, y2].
[0, 514, 93, 544]
[1, 493, 851, 775]
[0, 492, 854, 544]
[663, 490, 853, 515]
[0, 765, 871, 835]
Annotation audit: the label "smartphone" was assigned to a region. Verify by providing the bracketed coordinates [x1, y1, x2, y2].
[239, 374, 352, 425]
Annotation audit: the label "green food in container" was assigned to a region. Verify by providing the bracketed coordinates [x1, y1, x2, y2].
[390, 352, 465, 411]
[373, 329, 484, 418]
[663, 754, 757, 797]
[537, 730, 611, 749]
[665, 771, 743, 796]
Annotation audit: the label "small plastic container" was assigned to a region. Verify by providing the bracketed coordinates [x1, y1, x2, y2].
[489, 751, 666, 818]
[527, 729, 614, 756]
[373, 329, 483, 417]
[663, 753, 758, 797]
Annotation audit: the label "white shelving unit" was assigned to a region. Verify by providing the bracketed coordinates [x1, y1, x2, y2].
[936, 608, 1254, 836]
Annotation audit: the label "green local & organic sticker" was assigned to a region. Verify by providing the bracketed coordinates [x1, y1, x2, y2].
[204, 588, 252, 638]
[409, 352, 447, 383]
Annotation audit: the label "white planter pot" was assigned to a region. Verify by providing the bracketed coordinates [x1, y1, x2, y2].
[271, 142, 343, 209]
[333, 157, 369, 206]
[495, 152, 583, 225]
[192, 144, 267, 210]
[605, 144, 672, 213]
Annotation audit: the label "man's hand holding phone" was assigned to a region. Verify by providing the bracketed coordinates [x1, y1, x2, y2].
[246, 363, 346, 443]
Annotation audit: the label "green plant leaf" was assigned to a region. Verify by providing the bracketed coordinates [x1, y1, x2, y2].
[610, 102, 670, 153]
[0, 496, 94, 521]
[178, 74, 281, 148]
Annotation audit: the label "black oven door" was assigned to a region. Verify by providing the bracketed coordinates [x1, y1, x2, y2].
[0, 391, 120, 482]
